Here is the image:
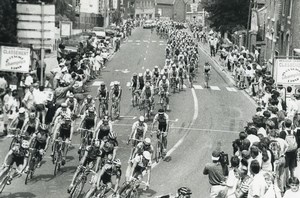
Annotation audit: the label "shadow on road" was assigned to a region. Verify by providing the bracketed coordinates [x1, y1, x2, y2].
[28, 173, 56, 183]
[140, 188, 157, 197]
[1, 192, 36, 198]
[163, 156, 172, 162]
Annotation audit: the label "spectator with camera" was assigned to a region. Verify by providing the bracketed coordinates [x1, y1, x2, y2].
[203, 150, 228, 198]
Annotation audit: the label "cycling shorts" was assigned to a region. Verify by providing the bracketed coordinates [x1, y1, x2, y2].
[101, 172, 112, 184]
[35, 141, 46, 150]
[158, 123, 167, 132]
[59, 127, 71, 140]
[83, 119, 95, 130]
[6, 154, 25, 167]
[133, 165, 146, 178]
[83, 157, 96, 168]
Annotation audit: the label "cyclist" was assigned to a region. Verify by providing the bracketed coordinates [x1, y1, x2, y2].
[65, 93, 78, 117]
[176, 187, 192, 198]
[95, 115, 113, 141]
[162, 66, 170, 79]
[99, 132, 119, 164]
[178, 65, 186, 89]
[169, 64, 179, 90]
[21, 112, 40, 140]
[79, 94, 96, 114]
[96, 82, 109, 114]
[51, 103, 72, 135]
[52, 116, 73, 165]
[110, 81, 122, 116]
[126, 151, 152, 190]
[130, 73, 139, 105]
[165, 57, 172, 68]
[132, 138, 154, 159]
[31, 124, 50, 167]
[187, 59, 196, 88]
[128, 116, 148, 160]
[8, 107, 27, 132]
[68, 139, 102, 193]
[152, 109, 169, 155]
[140, 82, 154, 114]
[203, 62, 211, 88]
[85, 158, 122, 198]
[0, 140, 29, 185]
[158, 76, 170, 110]
[152, 66, 160, 86]
[138, 73, 145, 91]
[144, 69, 153, 85]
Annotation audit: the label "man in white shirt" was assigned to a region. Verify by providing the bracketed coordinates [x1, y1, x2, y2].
[22, 85, 35, 111]
[33, 85, 47, 124]
[51, 62, 64, 88]
[247, 160, 267, 198]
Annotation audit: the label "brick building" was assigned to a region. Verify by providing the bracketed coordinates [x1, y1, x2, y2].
[155, 0, 187, 21]
[135, 0, 155, 19]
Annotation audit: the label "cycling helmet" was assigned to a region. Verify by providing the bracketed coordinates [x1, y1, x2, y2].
[109, 131, 117, 139]
[144, 138, 151, 146]
[133, 73, 138, 77]
[103, 115, 109, 122]
[114, 81, 120, 86]
[113, 158, 122, 167]
[94, 139, 100, 147]
[88, 106, 95, 112]
[139, 116, 145, 122]
[158, 109, 164, 114]
[61, 103, 68, 108]
[64, 116, 72, 121]
[146, 69, 150, 73]
[68, 93, 74, 98]
[162, 76, 167, 80]
[39, 124, 48, 131]
[160, 71, 164, 75]
[172, 64, 176, 68]
[21, 140, 30, 149]
[87, 95, 92, 100]
[139, 73, 143, 77]
[100, 82, 105, 87]
[205, 62, 210, 66]
[19, 107, 26, 114]
[29, 112, 36, 118]
[145, 82, 150, 88]
[164, 66, 168, 70]
[154, 65, 159, 69]
[178, 187, 192, 195]
[142, 151, 151, 160]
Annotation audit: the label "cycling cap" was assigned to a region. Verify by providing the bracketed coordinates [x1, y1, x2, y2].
[29, 112, 36, 118]
[143, 151, 151, 160]
[113, 159, 122, 167]
[158, 109, 164, 114]
[21, 140, 30, 149]
[139, 116, 145, 122]
[68, 93, 74, 98]
[139, 73, 143, 77]
[162, 76, 166, 80]
[100, 82, 105, 86]
[39, 124, 47, 131]
[61, 103, 68, 108]
[88, 106, 94, 112]
[154, 65, 159, 69]
[87, 95, 92, 99]
[133, 73, 137, 76]
[19, 107, 26, 114]
[109, 131, 117, 139]
[146, 69, 150, 73]
[178, 187, 192, 195]
[144, 138, 151, 145]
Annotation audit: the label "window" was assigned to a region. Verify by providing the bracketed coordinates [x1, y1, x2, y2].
[288, 0, 293, 17]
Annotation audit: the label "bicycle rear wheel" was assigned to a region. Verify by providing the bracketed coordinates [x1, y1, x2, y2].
[54, 153, 61, 176]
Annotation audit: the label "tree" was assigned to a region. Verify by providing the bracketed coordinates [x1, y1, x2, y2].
[0, 0, 18, 44]
[202, 0, 251, 34]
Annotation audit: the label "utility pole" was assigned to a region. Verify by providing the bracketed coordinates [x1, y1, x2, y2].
[40, 2, 45, 86]
[246, 0, 252, 49]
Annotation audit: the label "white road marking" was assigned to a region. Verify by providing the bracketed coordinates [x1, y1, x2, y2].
[159, 43, 167, 46]
[136, 43, 140, 45]
[193, 85, 203, 89]
[210, 86, 221, 90]
[136, 40, 140, 42]
[159, 41, 164, 43]
[144, 58, 146, 60]
[128, 40, 133, 42]
[143, 40, 149, 43]
[152, 40, 157, 42]
[92, 81, 104, 86]
[183, 84, 187, 89]
[226, 87, 237, 92]
[132, 116, 137, 119]
[169, 118, 179, 122]
[126, 82, 131, 87]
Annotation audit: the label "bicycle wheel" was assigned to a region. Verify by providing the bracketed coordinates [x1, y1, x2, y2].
[0, 176, 9, 193]
[9, 138, 18, 151]
[155, 141, 161, 163]
[25, 170, 32, 185]
[54, 152, 60, 176]
[71, 179, 85, 198]
[119, 183, 131, 197]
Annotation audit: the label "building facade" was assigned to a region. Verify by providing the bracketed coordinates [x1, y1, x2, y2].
[135, 0, 155, 19]
[185, 0, 205, 26]
[155, 0, 186, 21]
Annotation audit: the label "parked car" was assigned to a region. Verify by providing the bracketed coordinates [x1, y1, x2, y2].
[143, 20, 154, 29]
[92, 27, 106, 38]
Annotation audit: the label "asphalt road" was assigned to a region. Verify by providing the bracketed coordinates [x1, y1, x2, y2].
[0, 27, 256, 198]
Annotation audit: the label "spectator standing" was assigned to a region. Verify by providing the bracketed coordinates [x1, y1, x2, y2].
[51, 62, 64, 89]
[2, 88, 13, 136]
[22, 85, 35, 111]
[235, 165, 252, 198]
[226, 156, 240, 198]
[247, 160, 268, 198]
[283, 177, 300, 197]
[203, 150, 228, 198]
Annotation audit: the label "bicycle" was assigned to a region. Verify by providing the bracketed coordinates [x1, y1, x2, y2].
[119, 177, 148, 198]
[151, 130, 168, 163]
[98, 99, 108, 119]
[110, 98, 120, 121]
[69, 163, 95, 198]
[159, 92, 168, 112]
[25, 146, 43, 184]
[52, 139, 68, 176]
[132, 89, 141, 108]
[143, 99, 152, 121]
[8, 130, 27, 151]
[77, 128, 94, 161]
[89, 183, 116, 198]
[0, 167, 20, 194]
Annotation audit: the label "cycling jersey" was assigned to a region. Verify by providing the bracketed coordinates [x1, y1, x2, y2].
[86, 145, 101, 160]
[132, 155, 151, 176]
[154, 113, 169, 132]
[204, 66, 211, 73]
[101, 163, 122, 184]
[98, 88, 108, 99]
[59, 122, 71, 140]
[16, 118, 25, 130]
[101, 138, 118, 155]
[178, 69, 184, 77]
[84, 112, 96, 129]
[131, 77, 138, 89]
[138, 77, 144, 90]
[144, 74, 152, 83]
[144, 88, 152, 99]
[35, 132, 48, 150]
[98, 124, 111, 140]
[66, 98, 76, 111]
[153, 70, 160, 78]
[132, 121, 147, 139]
[6, 146, 29, 166]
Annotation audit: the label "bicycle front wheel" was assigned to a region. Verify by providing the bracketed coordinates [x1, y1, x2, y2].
[71, 179, 85, 198]
[155, 141, 161, 163]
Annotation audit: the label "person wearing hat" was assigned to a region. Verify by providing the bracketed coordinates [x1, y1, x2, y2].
[59, 66, 72, 87]
[203, 150, 228, 198]
[235, 163, 253, 198]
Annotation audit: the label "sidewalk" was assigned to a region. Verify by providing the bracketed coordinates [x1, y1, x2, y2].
[197, 41, 300, 179]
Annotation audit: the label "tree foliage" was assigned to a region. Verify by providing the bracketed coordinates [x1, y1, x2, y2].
[202, 0, 250, 34]
[0, 0, 18, 44]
